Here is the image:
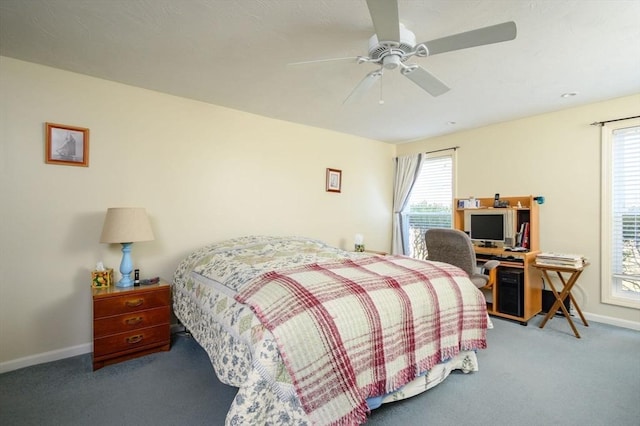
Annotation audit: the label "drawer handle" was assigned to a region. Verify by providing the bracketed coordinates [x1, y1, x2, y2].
[125, 316, 143, 325]
[126, 334, 143, 344]
[125, 298, 144, 308]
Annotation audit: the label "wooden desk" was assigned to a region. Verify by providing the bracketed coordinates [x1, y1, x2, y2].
[533, 262, 589, 338]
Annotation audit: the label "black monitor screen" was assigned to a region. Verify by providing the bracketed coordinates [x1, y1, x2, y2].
[469, 214, 504, 242]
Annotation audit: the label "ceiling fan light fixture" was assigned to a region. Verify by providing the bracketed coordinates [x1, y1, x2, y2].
[383, 55, 401, 69]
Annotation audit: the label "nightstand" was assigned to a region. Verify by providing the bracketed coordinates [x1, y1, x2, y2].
[92, 281, 171, 371]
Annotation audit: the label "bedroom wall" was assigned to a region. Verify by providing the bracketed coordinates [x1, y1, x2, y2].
[0, 57, 395, 369]
[397, 93, 640, 327]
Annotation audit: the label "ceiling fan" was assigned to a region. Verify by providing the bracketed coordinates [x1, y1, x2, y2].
[298, 0, 517, 104]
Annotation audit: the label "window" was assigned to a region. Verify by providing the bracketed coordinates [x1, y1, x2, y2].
[601, 118, 640, 308]
[401, 151, 454, 258]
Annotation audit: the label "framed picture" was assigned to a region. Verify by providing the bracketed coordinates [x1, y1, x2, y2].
[326, 168, 342, 193]
[45, 122, 90, 167]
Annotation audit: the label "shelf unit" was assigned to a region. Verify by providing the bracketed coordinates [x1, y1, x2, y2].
[454, 195, 542, 324]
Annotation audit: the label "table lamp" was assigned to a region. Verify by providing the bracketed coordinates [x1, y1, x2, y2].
[99, 207, 154, 288]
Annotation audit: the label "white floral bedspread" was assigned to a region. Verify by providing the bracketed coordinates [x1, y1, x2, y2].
[172, 236, 482, 425]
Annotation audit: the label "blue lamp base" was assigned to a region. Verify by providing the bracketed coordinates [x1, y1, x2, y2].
[116, 242, 135, 288]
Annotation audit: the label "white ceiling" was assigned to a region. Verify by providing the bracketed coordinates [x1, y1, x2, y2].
[1, 0, 639, 143]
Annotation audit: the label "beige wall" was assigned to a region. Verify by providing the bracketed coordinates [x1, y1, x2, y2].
[397, 93, 640, 325]
[2, 55, 638, 370]
[0, 57, 395, 367]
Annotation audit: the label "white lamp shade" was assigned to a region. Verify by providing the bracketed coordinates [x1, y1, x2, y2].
[99, 207, 154, 243]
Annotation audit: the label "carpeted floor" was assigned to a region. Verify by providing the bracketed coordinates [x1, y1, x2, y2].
[1, 315, 639, 425]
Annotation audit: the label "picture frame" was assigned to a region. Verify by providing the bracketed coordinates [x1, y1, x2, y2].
[45, 122, 90, 167]
[326, 168, 342, 193]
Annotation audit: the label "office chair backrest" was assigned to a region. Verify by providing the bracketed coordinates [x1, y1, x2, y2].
[424, 228, 476, 277]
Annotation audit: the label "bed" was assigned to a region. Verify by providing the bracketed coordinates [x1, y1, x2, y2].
[172, 236, 489, 425]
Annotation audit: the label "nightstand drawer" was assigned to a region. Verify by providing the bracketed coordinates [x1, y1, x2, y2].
[92, 282, 171, 370]
[93, 324, 170, 357]
[94, 287, 170, 318]
[93, 306, 170, 338]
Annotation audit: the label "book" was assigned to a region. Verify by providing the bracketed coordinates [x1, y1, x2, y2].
[537, 252, 585, 260]
[535, 252, 587, 268]
[516, 222, 525, 247]
[535, 259, 585, 268]
[521, 222, 530, 249]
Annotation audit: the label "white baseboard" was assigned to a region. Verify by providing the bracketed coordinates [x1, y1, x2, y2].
[1, 323, 185, 374]
[1, 314, 637, 374]
[0, 342, 92, 374]
[583, 312, 640, 331]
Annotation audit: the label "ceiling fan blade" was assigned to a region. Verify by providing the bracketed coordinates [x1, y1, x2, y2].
[343, 70, 383, 104]
[402, 66, 450, 97]
[366, 0, 400, 42]
[420, 21, 517, 56]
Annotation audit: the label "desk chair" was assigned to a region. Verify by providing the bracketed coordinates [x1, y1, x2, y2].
[424, 228, 500, 289]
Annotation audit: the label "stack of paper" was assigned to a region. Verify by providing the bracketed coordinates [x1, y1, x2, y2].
[536, 252, 587, 268]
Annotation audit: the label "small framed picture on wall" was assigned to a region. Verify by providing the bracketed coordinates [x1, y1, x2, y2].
[45, 122, 90, 167]
[326, 168, 342, 193]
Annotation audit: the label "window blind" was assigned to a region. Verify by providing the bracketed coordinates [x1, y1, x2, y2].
[402, 153, 453, 258]
[407, 155, 453, 209]
[611, 125, 640, 294]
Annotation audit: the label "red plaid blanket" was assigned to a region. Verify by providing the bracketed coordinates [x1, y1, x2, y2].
[235, 255, 488, 425]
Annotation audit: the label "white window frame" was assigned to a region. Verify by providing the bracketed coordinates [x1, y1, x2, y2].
[401, 149, 457, 258]
[601, 117, 640, 309]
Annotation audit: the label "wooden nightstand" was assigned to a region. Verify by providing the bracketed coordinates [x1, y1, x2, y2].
[92, 282, 171, 371]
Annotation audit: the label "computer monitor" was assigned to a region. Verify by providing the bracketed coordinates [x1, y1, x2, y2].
[469, 214, 504, 246]
[464, 209, 515, 248]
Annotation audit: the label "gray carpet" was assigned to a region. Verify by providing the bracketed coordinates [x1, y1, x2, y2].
[1, 315, 639, 425]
